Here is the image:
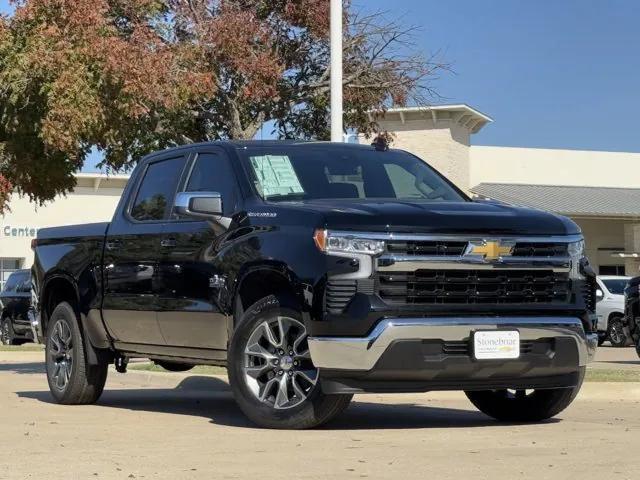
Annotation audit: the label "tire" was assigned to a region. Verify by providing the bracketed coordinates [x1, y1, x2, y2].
[635, 338, 640, 359]
[227, 295, 352, 429]
[45, 302, 108, 404]
[607, 315, 627, 348]
[1, 317, 14, 345]
[597, 331, 606, 347]
[465, 368, 585, 422]
[155, 361, 194, 372]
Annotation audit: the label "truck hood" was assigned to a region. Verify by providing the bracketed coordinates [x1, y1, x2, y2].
[278, 199, 580, 236]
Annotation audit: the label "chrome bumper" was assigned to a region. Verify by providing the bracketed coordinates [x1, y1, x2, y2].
[308, 316, 598, 371]
[28, 309, 42, 344]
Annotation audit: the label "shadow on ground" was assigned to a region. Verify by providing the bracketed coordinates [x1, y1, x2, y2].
[16, 375, 558, 430]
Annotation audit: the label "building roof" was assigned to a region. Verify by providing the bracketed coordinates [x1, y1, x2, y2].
[471, 183, 640, 218]
[370, 104, 493, 134]
[74, 172, 131, 191]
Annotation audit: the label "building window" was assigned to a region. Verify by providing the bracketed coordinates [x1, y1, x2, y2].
[599, 265, 626, 276]
[0, 258, 24, 290]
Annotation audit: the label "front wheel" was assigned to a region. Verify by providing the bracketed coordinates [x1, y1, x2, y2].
[45, 302, 108, 404]
[607, 316, 628, 347]
[465, 368, 585, 422]
[228, 295, 352, 429]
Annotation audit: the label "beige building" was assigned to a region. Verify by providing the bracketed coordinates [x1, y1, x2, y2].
[1, 103, 639, 287]
[0, 174, 128, 287]
[374, 105, 640, 276]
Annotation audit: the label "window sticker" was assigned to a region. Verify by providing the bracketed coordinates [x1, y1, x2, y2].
[249, 155, 304, 198]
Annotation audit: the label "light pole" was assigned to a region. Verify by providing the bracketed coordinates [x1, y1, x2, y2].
[330, 0, 343, 142]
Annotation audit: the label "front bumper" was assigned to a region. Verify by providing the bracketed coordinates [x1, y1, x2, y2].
[308, 316, 597, 393]
[28, 309, 41, 344]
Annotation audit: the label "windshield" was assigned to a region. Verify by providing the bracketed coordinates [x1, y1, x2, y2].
[602, 279, 628, 295]
[241, 146, 466, 202]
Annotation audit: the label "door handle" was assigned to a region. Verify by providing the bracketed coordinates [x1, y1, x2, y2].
[160, 238, 177, 248]
[105, 239, 123, 251]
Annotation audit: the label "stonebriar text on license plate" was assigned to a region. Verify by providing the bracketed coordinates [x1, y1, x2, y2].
[473, 330, 520, 360]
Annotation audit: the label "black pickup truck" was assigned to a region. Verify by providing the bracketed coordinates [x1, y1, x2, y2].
[32, 140, 598, 429]
[624, 276, 640, 357]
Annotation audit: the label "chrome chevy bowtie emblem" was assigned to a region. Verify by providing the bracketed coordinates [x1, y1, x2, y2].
[465, 240, 515, 261]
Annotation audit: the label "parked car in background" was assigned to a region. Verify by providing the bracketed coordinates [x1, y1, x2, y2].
[0, 269, 34, 345]
[595, 276, 630, 347]
[624, 276, 640, 357]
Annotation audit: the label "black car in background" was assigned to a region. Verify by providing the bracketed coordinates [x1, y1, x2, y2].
[624, 276, 640, 357]
[0, 269, 34, 345]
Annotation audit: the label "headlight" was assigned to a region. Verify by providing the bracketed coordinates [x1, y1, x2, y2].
[567, 239, 585, 258]
[313, 229, 385, 256]
[568, 238, 586, 280]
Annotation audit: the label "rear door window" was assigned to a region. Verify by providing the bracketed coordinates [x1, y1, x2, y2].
[131, 157, 186, 221]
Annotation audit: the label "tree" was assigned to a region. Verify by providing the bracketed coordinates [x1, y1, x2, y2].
[0, 0, 447, 212]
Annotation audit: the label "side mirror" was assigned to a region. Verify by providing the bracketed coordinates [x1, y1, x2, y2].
[174, 192, 223, 219]
[595, 289, 604, 301]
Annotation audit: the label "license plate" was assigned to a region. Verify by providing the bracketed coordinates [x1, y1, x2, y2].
[473, 330, 520, 360]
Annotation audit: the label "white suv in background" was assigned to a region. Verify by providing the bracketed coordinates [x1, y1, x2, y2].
[596, 276, 630, 347]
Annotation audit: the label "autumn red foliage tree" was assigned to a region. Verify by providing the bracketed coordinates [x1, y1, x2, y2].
[0, 0, 446, 211]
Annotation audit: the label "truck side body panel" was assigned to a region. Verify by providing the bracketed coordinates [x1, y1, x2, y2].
[32, 222, 109, 343]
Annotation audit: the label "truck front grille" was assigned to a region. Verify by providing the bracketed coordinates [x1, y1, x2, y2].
[386, 240, 467, 256]
[385, 240, 569, 257]
[512, 243, 569, 257]
[376, 269, 571, 306]
[438, 339, 550, 356]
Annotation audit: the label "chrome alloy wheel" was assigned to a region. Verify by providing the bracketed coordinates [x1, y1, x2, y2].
[609, 319, 626, 345]
[243, 316, 318, 410]
[47, 319, 73, 391]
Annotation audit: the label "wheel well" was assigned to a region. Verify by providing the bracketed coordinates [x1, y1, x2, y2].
[608, 312, 624, 322]
[235, 269, 298, 321]
[41, 277, 78, 334]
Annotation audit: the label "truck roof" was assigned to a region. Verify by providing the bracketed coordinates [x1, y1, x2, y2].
[144, 140, 388, 157]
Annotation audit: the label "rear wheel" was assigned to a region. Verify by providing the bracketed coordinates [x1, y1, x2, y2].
[607, 316, 627, 348]
[228, 295, 352, 429]
[0, 318, 14, 345]
[465, 368, 585, 422]
[155, 361, 194, 372]
[45, 302, 108, 404]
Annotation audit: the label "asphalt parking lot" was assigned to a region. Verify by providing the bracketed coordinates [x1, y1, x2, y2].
[1, 347, 639, 480]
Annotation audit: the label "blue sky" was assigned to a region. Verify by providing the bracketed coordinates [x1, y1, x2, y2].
[2, 0, 640, 155]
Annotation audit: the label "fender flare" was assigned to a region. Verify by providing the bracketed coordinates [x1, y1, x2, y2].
[231, 261, 308, 317]
[40, 272, 112, 365]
